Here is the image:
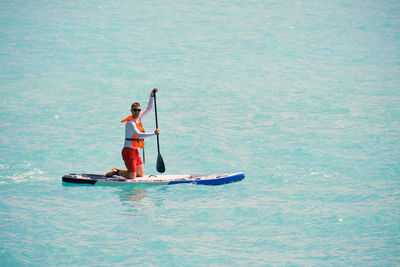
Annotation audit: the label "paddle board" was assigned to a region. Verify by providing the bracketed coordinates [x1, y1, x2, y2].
[62, 172, 245, 186]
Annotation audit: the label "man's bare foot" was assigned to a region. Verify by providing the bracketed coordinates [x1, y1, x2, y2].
[105, 167, 118, 177]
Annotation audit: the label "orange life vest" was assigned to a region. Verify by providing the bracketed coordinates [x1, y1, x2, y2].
[121, 115, 145, 149]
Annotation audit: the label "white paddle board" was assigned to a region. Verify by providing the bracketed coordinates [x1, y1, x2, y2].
[62, 172, 245, 186]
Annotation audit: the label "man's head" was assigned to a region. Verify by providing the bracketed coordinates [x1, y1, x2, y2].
[131, 102, 141, 119]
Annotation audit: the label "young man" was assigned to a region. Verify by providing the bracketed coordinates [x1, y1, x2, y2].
[105, 88, 160, 179]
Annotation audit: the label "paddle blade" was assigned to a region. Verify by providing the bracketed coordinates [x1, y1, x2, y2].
[156, 153, 165, 173]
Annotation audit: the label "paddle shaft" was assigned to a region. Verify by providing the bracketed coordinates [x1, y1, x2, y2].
[153, 92, 161, 153]
[153, 91, 165, 173]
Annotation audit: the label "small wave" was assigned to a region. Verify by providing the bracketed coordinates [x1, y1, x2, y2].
[0, 163, 10, 170]
[2, 168, 47, 184]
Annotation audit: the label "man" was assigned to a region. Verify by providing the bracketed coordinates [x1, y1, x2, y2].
[105, 88, 160, 179]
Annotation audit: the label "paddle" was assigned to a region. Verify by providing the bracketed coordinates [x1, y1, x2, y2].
[153, 90, 165, 173]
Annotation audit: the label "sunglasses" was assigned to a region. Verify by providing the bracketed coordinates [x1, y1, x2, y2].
[132, 108, 141, 112]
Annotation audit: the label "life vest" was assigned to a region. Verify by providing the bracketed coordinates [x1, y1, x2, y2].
[121, 115, 145, 149]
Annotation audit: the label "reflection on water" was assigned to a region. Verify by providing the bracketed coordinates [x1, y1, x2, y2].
[117, 186, 170, 215]
[118, 187, 148, 216]
[119, 186, 148, 202]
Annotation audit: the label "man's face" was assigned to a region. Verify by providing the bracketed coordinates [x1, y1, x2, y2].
[131, 106, 141, 119]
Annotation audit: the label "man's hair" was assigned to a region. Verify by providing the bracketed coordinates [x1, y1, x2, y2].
[131, 102, 141, 109]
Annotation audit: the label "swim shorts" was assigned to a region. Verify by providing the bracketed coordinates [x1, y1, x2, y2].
[122, 147, 143, 173]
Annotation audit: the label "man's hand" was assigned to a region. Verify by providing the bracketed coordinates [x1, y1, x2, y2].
[151, 88, 158, 97]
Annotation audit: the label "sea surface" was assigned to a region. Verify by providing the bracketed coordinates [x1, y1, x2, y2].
[1, 0, 399, 266]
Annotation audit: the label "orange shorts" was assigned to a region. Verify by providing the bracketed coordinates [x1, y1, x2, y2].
[122, 147, 143, 173]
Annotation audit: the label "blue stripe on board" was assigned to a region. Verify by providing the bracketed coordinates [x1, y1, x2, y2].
[168, 173, 245, 186]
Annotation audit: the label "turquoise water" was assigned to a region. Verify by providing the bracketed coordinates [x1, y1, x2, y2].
[1, 0, 399, 265]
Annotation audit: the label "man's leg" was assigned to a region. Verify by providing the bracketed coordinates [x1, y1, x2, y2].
[136, 164, 144, 177]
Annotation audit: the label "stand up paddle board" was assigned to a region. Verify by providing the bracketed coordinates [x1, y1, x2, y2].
[62, 172, 245, 186]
